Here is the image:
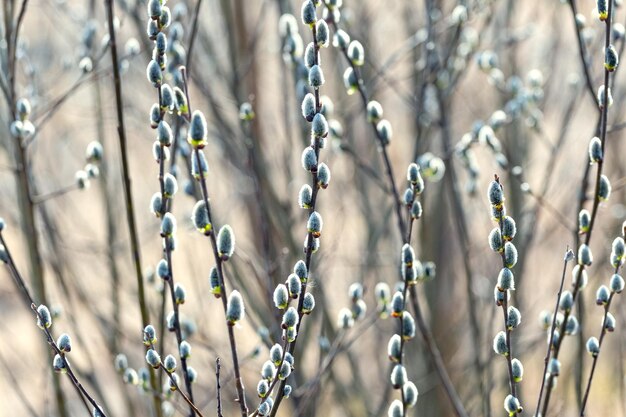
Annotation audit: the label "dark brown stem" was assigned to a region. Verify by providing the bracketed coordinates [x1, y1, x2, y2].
[104, 1, 161, 415]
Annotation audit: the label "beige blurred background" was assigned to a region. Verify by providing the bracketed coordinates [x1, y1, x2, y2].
[1, 0, 625, 416]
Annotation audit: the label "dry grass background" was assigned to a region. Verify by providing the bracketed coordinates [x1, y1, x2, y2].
[1, 0, 626, 416]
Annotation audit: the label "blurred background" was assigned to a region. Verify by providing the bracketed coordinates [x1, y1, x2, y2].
[1, 0, 625, 416]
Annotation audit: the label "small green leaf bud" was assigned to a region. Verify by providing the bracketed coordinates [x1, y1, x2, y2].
[168, 373, 180, 391]
[487, 180, 504, 207]
[497, 268, 515, 291]
[53, 354, 67, 374]
[163, 173, 177, 198]
[352, 299, 367, 320]
[143, 324, 157, 346]
[278, 361, 292, 380]
[403, 188, 414, 207]
[152, 141, 169, 163]
[145, 349, 161, 368]
[161, 213, 176, 237]
[301, 0, 317, 26]
[411, 201, 422, 219]
[502, 216, 516, 240]
[187, 366, 197, 384]
[86, 141, 103, 162]
[123, 368, 138, 385]
[150, 103, 161, 128]
[257, 379, 270, 397]
[16, 98, 31, 121]
[147, 60, 162, 87]
[403, 381, 418, 408]
[174, 87, 188, 116]
[311, 113, 328, 137]
[597, 85, 613, 108]
[188, 111, 208, 148]
[174, 283, 186, 304]
[598, 174, 611, 201]
[559, 290, 574, 312]
[489, 228, 504, 252]
[333, 29, 350, 51]
[226, 290, 245, 324]
[579, 209, 591, 233]
[604, 312, 616, 332]
[156, 259, 170, 279]
[284, 326, 297, 342]
[387, 334, 401, 362]
[391, 291, 404, 317]
[367, 100, 383, 123]
[298, 184, 313, 208]
[401, 244, 415, 267]
[180, 341, 191, 359]
[348, 40, 365, 66]
[273, 284, 289, 309]
[302, 292, 315, 314]
[388, 400, 403, 417]
[75, 170, 90, 190]
[401, 311, 415, 340]
[316, 20, 329, 47]
[504, 242, 518, 268]
[337, 307, 354, 329]
[301, 146, 317, 172]
[163, 355, 177, 373]
[493, 331, 508, 356]
[609, 274, 624, 294]
[588, 137, 602, 163]
[511, 358, 524, 382]
[390, 364, 407, 389]
[115, 354, 128, 373]
[157, 121, 172, 146]
[572, 265, 588, 289]
[317, 163, 331, 188]
[304, 42, 319, 68]
[605, 44, 619, 71]
[503, 395, 522, 416]
[307, 211, 323, 237]
[301, 93, 316, 121]
[217, 225, 235, 260]
[293, 260, 308, 282]
[57, 334, 72, 353]
[494, 284, 508, 307]
[507, 306, 521, 330]
[209, 267, 221, 297]
[376, 119, 393, 145]
[161, 84, 174, 113]
[587, 336, 600, 356]
[308, 65, 324, 88]
[37, 305, 52, 329]
[596, 285, 610, 305]
[282, 306, 299, 329]
[598, 0, 608, 20]
[613, 237, 625, 259]
[191, 200, 212, 235]
[565, 315, 579, 335]
[269, 344, 283, 365]
[578, 243, 593, 266]
[376, 282, 391, 303]
[343, 67, 358, 94]
[287, 273, 301, 299]
[191, 150, 209, 179]
[258, 401, 271, 416]
[239, 102, 255, 121]
[147, 0, 162, 20]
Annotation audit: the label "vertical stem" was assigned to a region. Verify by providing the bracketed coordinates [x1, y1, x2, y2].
[103, 1, 162, 416]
